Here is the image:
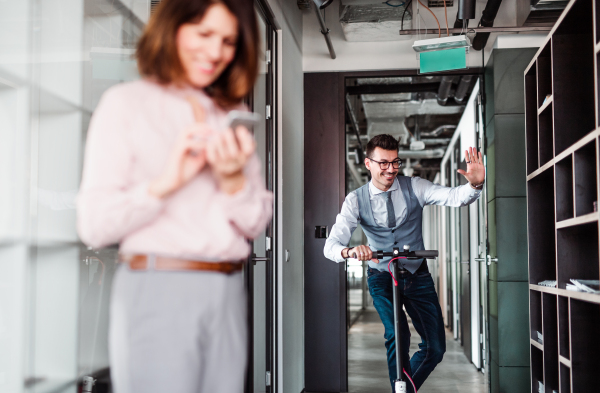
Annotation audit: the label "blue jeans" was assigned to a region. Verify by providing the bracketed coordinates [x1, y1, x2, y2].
[367, 267, 446, 392]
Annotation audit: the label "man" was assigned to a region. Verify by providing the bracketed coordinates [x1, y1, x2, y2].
[324, 134, 485, 392]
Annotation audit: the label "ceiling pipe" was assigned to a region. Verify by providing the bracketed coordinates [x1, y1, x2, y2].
[345, 93, 364, 151]
[453, 75, 474, 104]
[472, 0, 504, 51]
[421, 138, 452, 145]
[420, 124, 457, 137]
[312, 0, 336, 59]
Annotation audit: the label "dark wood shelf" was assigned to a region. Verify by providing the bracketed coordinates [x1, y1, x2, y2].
[527, 2, 600, 392]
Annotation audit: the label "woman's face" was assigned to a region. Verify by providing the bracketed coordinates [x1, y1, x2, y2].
[176, 3, 238, 89]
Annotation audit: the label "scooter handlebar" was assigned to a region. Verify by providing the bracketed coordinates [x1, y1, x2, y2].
[349, 248, 439, 260]
[412, 250, 439, 259]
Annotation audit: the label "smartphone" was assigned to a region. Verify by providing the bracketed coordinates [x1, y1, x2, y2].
[227, 110, 261, 130]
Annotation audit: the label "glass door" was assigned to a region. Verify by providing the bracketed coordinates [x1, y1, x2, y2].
[246, 6, 277, 393]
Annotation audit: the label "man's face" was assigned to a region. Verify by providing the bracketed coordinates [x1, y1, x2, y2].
[365, 147, 399, 191]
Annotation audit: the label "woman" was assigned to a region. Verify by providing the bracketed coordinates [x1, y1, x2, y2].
[76, 1, 272, 392]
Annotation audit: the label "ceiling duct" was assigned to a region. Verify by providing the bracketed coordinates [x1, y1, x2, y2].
[340, 0, 412, 42]
[471, 0, 504, 50]
[453, 75, 474, 104]
[437, 76, 458, 106]
[397, 148, 445, 159]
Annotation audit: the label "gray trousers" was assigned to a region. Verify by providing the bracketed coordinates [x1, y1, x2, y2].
[109, 265, 247, 393]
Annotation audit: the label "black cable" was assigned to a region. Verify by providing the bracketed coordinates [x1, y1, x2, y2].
[401, 0, 412, 31]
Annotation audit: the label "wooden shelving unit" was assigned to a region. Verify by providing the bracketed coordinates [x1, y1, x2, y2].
[525, 0, 600, 392]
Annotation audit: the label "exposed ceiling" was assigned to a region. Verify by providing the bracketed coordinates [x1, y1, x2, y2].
[345, 75, 476, 186]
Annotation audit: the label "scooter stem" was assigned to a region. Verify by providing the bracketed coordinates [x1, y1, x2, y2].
[392, 258, 404, 386]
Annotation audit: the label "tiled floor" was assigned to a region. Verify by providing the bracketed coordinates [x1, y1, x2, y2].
[348, 308, 487, 393]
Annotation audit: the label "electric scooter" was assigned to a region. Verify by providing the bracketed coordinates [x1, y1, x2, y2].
[352, 245, 439, 393]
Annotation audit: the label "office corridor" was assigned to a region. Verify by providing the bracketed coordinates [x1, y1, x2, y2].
[348, 308, 487, 393]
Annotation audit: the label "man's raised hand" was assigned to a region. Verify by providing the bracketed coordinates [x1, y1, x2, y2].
[457, 147, 485, 188]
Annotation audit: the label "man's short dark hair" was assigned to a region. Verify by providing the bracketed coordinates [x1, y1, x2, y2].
[366, 134, 399, 158]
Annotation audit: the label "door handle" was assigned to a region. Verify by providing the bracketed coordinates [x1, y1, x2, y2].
[474, 256, 498, 265]
[252, 257, 269, 262]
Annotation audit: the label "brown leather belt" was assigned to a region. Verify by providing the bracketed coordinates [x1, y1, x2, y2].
[120, 254, 244, 275]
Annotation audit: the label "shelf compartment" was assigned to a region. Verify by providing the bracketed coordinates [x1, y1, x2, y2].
[574, 141, 598, 216]
[552, 0, 595, 156]
[539, 102, 554, 166]
[543, 294, 559, 393]
[532, 345, 545, 393]
[527, 65, 540, 175]
[560, 363, 571, 393]
[537, 43, 553, 109]
[555, 155, 574, 222]
[558, 296, 570, 359]
[531, 290, 543, 342]
[556, 222, 600, 289]
[570, 299, 600, 393]
[528, 167, 557, 284]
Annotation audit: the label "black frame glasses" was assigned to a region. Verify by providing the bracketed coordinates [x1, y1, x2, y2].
[367, 158, 402, 170]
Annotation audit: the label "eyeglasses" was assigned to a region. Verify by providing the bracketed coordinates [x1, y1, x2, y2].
[367, 158, 402, 170]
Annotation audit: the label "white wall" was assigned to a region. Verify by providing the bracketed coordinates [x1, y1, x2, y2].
[265, 1, 305, 392]
[302, 0, 524, 72]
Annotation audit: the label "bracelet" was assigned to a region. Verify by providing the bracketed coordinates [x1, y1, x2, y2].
[470, 181, 484, 190]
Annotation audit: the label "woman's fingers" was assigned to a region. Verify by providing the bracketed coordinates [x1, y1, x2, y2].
[187, 96, 206, 123]
[222, 128, 241, 158]
[236, 126, 256, 157]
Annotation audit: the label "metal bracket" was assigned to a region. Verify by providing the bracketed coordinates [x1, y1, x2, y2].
[266, 236, 272, 251]
[266, 371, 271, 386]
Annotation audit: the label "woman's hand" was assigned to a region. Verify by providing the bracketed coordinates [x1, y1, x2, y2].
[457, 147, 485, 188]
[149, 97, 213, 199]
[206, 124, 256, 194]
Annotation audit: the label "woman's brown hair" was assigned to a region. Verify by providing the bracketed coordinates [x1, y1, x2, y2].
[136, 0, 259, 108]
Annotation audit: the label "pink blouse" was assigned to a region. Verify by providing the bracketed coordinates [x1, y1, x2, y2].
[77, 79, 273, 261]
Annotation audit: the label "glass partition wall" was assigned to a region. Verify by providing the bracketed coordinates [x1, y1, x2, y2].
[0, 1, 277, 392]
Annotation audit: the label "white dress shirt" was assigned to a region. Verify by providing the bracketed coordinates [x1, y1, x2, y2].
[323, 176, 481, 263]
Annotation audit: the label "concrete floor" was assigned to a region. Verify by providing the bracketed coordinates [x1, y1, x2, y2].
[348, 308, 487, 393]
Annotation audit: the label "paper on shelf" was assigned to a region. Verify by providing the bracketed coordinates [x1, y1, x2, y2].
[570, 279, 600, 294]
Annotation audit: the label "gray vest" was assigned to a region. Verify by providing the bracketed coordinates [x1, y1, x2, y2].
[356, 176, 425, 273]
